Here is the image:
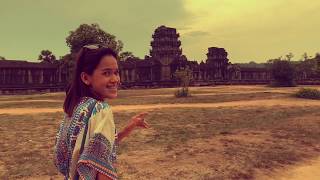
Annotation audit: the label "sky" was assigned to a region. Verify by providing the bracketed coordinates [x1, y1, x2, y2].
[0, 0, 319, 63]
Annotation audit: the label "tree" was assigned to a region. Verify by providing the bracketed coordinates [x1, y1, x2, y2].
[119, 51, 137, 61]
[270, 59, 296, 87]
[296, 59, 318, 79]
[64, 23, 125, 83]
[285, 52, 294, 61]
[302, 52, 312, 61]
[66, 23, 123, 54]
[173, 66, 193, 97]
[60, 53, 77, 82]
[314, 53, 320, 77]
[0, 56, 5, 60]
[38, 50, 56, 63]
[294, 53, 319, 79]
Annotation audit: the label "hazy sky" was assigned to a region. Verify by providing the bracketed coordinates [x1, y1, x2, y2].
[1, 0, 319, 63]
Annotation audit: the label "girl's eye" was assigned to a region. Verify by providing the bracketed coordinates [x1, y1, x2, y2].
[103, 70, 119, 76]
[103, 71, 112, 76]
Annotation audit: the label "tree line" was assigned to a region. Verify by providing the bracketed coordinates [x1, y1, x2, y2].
[267, 53, 320, 86]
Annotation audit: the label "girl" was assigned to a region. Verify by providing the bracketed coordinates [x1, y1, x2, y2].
[54, 45, 149, 180]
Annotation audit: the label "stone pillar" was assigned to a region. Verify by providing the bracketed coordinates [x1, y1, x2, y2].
[21, 70, 25, 84]
[120, 70, 125, 82]
[125, 70, 129, 82]
[58, 68, 62, 83]
[161, 65, 171, 81]
[49, 70, 52, 83]
[28, 70, 33, 84]
[3, 69, 5, 84]
[131, 69, 135, 82]
[40, 70, 44, 84]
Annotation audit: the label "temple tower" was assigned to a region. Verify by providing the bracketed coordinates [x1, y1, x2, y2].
[150, 25, 182, 81]
[206, 47, 229, 80]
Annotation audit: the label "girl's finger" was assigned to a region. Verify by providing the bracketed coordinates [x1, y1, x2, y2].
[132, 112, 147, 119]
[143, 121, 150, 128]
[136, 112, 148, 118]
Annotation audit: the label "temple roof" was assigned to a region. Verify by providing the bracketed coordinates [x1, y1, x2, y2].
[235, 63, 267, 69]
[136, 60, 153, 67]
[0, 60, 59, 69]
[239, 67, 268, 72]
[119, 57, 156, 68]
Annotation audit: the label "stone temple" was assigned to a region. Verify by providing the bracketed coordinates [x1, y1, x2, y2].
[0, 25, 319, 94]
[118, 25, 270, 87]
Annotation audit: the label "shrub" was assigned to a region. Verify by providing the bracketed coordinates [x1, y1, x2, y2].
[295, 88, 320, 100]
[174, 87, 190, 98]
[270, 80, 296, 87]
[269, 59, 296, 87]
[174, 67, 192, 98]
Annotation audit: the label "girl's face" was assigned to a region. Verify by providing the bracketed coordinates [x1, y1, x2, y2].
[83, 55, 120, 100]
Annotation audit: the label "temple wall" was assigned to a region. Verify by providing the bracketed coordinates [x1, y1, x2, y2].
[1, 60, 319, 94]
[0, 63, 66, 94]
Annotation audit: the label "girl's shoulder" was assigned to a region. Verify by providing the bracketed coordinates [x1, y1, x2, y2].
[69, 97, 111, 123]
[75, 97, 110, 115]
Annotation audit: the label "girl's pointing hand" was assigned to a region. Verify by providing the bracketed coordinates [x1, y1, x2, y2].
[130, 112, 150, 129]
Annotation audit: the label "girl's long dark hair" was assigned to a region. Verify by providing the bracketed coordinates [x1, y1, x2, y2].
[63, 46, 118, 117]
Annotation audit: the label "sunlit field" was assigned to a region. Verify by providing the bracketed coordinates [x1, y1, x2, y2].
[0, 85, 320, 180]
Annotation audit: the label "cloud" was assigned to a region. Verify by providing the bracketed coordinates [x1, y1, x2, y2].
[1, 0, 320, 62]
[183, 30, 211, 37]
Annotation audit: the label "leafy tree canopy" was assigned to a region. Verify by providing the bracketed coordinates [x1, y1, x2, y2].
[66, 23, 123, 54]
[38, 50, 56, 63]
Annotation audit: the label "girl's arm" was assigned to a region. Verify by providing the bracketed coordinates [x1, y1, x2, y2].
[117, 112, 149, 143]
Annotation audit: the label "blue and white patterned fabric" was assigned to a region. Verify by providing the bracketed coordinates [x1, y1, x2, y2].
[54, 97, 118, 180]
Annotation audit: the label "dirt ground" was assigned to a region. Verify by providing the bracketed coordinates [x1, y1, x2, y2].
[1, 98, 320, 115]
[277, 157, 320, 180]
[0, 85, 320, 179]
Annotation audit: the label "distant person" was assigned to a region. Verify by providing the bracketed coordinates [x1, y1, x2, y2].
[54, 45, 149, 180]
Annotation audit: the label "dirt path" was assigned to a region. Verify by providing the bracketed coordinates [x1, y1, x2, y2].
[128, 90, 292, 98]
[0, 90, 289, 101]
[270, 156, 320, 180]
[1, 98, 320, 115]
[22, 175, 63, 180]
[0, 99, 62, 103]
